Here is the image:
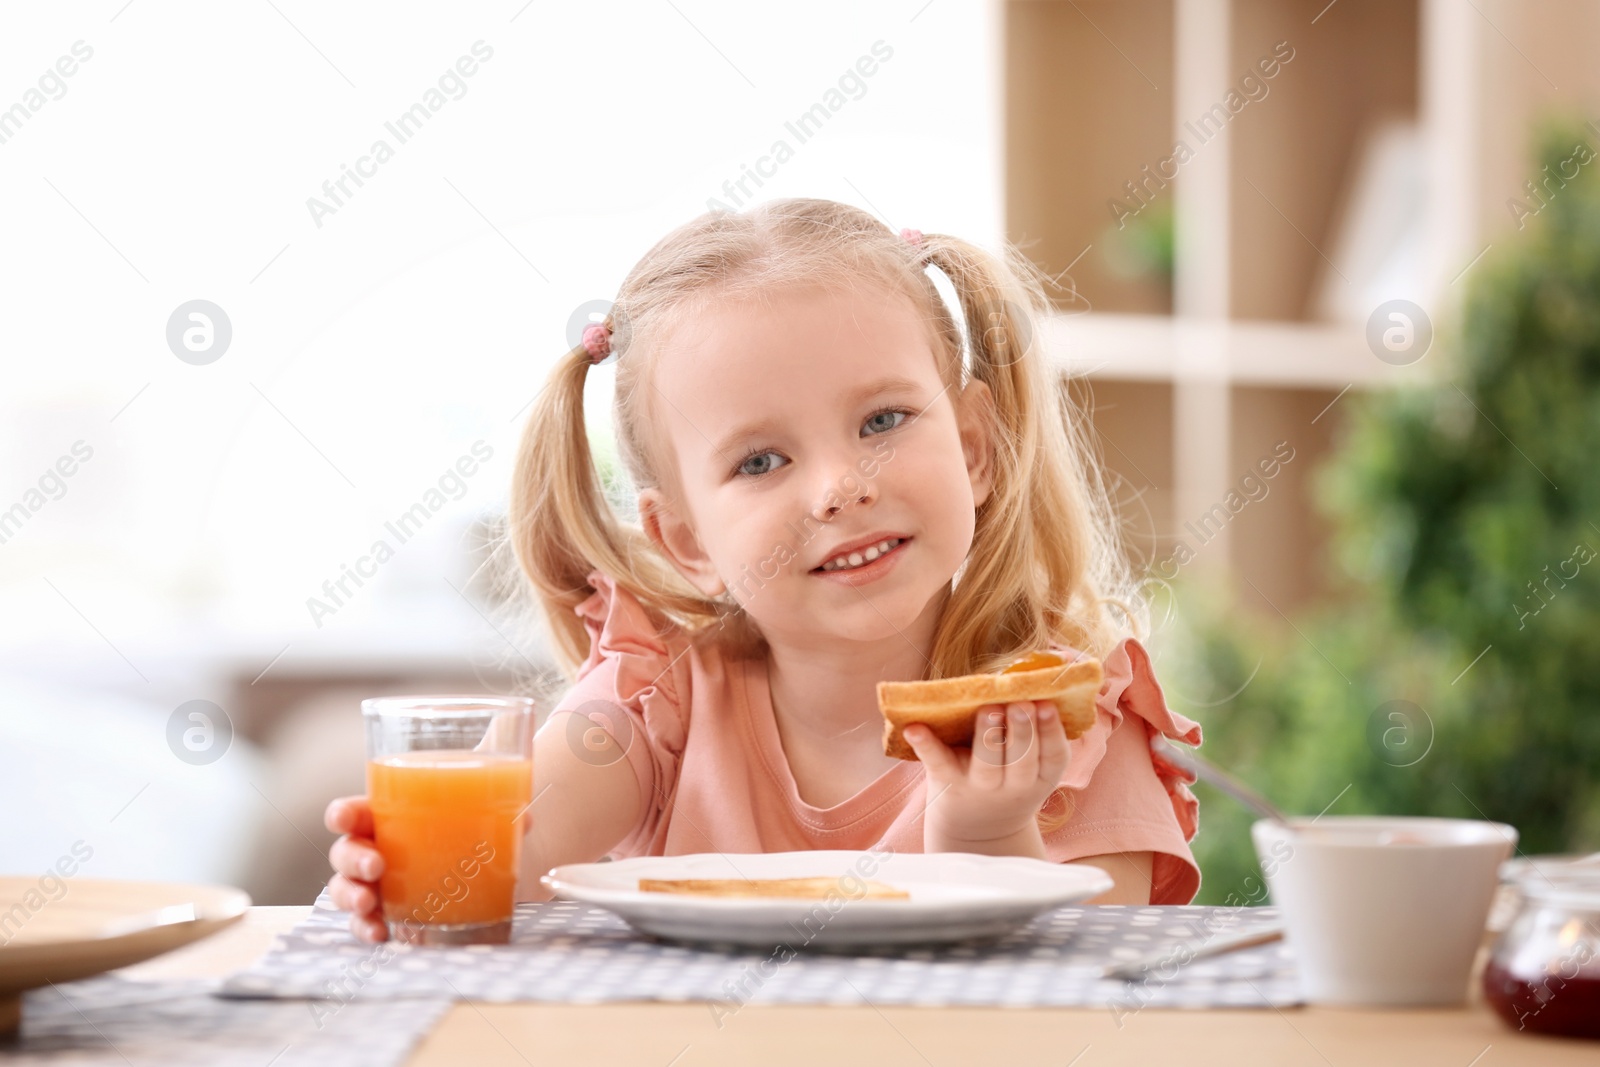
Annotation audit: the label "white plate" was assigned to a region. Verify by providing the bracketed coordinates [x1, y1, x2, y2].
[541, 850, 1113, 948]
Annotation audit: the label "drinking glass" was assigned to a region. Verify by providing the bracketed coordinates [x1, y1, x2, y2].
[362, 695, 534, 944]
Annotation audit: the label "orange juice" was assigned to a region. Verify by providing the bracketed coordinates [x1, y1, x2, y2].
[366, 750, 532, 929]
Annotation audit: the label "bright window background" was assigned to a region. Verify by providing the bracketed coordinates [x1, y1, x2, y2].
[0, 1, 1000, 882]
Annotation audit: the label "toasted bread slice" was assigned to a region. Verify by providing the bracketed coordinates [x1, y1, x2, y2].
[638, 876, 909, 900]
[877, 654, 1104, 761]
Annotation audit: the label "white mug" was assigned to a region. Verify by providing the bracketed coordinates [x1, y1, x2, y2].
[1252, 816, 1517, 1006]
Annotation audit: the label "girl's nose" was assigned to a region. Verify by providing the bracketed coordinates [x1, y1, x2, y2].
[809, 461, 878, 522]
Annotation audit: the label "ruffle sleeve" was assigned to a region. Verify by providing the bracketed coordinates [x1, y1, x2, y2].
[1046, 635, 1205, 903]
[545, 569, 692, 856]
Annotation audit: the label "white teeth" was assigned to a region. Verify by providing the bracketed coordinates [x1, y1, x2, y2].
[821, 538, 903, 572]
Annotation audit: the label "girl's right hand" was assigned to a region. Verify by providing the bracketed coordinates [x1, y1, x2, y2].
[324, 795, 388, 943]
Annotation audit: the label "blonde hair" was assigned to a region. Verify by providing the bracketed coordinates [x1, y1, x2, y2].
[508, 199, 1143, 826]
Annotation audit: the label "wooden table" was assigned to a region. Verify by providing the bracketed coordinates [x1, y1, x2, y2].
[114, 906, 1594, 1066]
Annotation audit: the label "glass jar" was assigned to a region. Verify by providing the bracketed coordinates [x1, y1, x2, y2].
[1482, 858, 1600, 1038]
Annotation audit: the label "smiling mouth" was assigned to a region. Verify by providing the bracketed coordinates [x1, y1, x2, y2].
[813, 537, 909, 574]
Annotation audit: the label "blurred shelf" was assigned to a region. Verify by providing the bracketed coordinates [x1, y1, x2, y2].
[1004, 0, 1443, 614]
[0, 588, 547, 726]
[1042, 311, 1434, 388]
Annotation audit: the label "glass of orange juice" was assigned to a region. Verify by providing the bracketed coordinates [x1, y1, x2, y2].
[362, 695, 534, 944]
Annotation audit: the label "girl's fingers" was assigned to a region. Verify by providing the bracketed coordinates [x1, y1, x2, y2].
[350, 910, 389, 943]
[331, 870, 388, 941]
[328, 873, 378, 917]
[324, 796, 374, 837]
[1004, 702, 1037, 783]
[330, 834, 384, 882]
[1035, 701, 1070, 783]
[905, 724, 961, 781]
[970, 708, 1007, 790]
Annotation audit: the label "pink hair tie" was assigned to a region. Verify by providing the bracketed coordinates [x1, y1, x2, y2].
[900, 227, 924, 247]
[581, 322, 612, 363]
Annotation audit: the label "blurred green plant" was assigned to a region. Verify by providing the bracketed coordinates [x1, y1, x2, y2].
[1164, 123, 1600, 903]
[1102, 200, 1175, 291]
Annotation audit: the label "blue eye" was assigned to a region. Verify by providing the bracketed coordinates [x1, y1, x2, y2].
[732, 408, 909, 478]
[736, 451, 788, 477]
[863, 409, 908, 435]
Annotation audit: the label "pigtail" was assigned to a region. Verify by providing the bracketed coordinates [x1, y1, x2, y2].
[1036, 786, 1074, 835]
[507, 331, 688, 676]
[509, 326, 745, 679]
[918, 236, 1126, 836]
[919, 235, 1137, 673]
[508, 341, 621, 673]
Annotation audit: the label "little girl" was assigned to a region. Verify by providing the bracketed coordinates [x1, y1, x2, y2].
[324, 198, 1203, 941]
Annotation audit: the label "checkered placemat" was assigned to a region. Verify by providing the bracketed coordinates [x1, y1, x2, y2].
[6, 973, 450, 1067]
[219, 890, 1300, 1011]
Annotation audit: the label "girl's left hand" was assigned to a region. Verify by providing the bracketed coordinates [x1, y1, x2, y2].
[903, 700, 1071, 851]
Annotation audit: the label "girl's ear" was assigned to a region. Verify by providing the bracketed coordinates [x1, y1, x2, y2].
[957, 378, 998, 508]
[637, 486, 727, 598]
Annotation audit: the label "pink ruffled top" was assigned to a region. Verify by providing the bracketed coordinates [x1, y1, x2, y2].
[551, 571, 1205, 905]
